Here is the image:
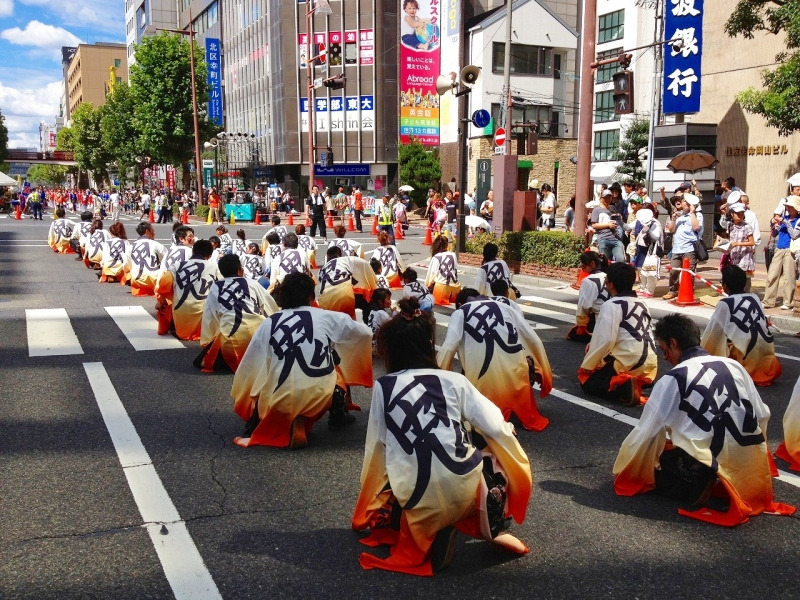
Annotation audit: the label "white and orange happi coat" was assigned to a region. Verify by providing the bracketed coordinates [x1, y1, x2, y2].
[425, 251, 461, 305]
[578, 294, 657, 384]
[297, 234, 319, 268]
[352, 369, 532, 576]
[776, 373, 800, 471]
[473, 259, 513, 298]
[126, 237, 166, 296]
[232, 307, 373, 447]
[575, 271, 609, 328]
[268, 248, 313, 291]
[614, 348, 795, 526]
[371, 245, 405, 288]
[438, 298, 553, 431]
[47, 218, 74, 253]
[162, 243, 192, 272]
[199, 276, 279, 372]
[84, 230, 111, 266]
[330, 238, 364, 259]
[700, 293, 781, 386]
[100, 238, 130, 282]
[156, 257, 220, 340]
[318, 256, 378, 319]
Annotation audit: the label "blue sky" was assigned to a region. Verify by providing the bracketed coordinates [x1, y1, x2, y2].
[0, 0, 124, 149]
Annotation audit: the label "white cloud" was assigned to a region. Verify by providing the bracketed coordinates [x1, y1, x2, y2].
[0, 0, 13, 18]
[19, 0, 124, 34]
[0, 80, 63, 149]
[0, 21, 82, 56]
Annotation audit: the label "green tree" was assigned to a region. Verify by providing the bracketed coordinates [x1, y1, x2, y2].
[398, 138, 442, 207]
[56, 126, 84, 188]
[725, 1, 800, 135]
[130, 32, 217, 189]
[27, 164, 67, 187]
[0, 108, 8, 167]
[614, 117, 649, 183]
[101, 84, 140, 188]
[71, 103, 111, 186]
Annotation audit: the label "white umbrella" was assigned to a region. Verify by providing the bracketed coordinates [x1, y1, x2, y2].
[787, 173, 800, 187]
[465, 215, 491, 230]
[398, 184, 414, 192]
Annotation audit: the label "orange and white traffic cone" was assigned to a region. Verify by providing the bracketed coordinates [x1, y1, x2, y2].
[182, 209, 188, 225]
[15, 205, 21, 220]
[371, 215, 379, 235]
[255, 210, 261, 225]
[422, 225, 433, 245]
[672, 257, 701, 306]
[149, 207, 155, 223]
[394, 220, 404, 240]
[327, 212, 334, 228]
[347, 213, 355, 232]
[287, 212, 294, 226]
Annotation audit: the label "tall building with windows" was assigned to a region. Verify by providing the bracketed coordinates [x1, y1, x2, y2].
[125, 0, 179, 69]
[590, 0, 656, 178]
[66, 43, 129, 122]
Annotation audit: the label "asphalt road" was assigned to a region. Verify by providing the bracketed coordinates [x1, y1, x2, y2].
[2, 213, 800, 599]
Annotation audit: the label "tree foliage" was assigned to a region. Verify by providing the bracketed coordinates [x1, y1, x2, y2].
[614, 117, 649, 183]
[397, 139, 441, 207]
[71, 103, 111, 185]
[101, 84, 140, 188]
[130, 32, 216, 187]
[27, 164, 67, 187]
[726, 1, 800, 135]
[0, 108, 8, 165]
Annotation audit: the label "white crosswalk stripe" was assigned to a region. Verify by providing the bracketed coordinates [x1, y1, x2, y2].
[105, 306, 185, 351]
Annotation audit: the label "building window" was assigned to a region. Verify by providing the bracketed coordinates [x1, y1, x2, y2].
[595, 48, 622, 83]
[594, 129, 620, 161]
[492, 42, 552, 76]
[114, 59, 121, 68]
[598, 10, 624, 44]
[490, 102, 560, 137]
[595, 91, 618, 123]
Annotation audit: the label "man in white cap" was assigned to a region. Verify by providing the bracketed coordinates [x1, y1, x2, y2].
[591, 188, 625, 262]
[763, 195, 800, 309]
[662, 193, 703, 300]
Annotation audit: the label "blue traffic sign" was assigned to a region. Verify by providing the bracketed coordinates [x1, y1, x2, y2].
[472, 109, 490, 128]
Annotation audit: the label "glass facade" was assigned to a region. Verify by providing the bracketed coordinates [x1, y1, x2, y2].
[594, 128, 619, 161]
[492, 42, 553, 76]
[594, 91, 618, 123]
[598, 10, 624, 44]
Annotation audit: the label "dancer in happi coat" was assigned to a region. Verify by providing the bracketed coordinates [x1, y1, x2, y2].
[268, 233, 313, 291]
[701, 266, 781, 386]
[473, 243, 517, 299]
[162, 226, 195, 271]
[567, 251, 609, 342]
[371, 231, 405, 288]
[425, 235, 461, 305]
[295, 224, 319, 268]
[215, 225, 233, 255]
[196, 254, 278, 373]
[614, 314, 795, 526]
[578, 263, 657, 406]
[439, 289, 553, 431]
[353, 297, 532, 575]
[329, 225, 364, 258]
[99, 222, 130, 284]
[156, 239, 220, 340]
[401, 268, 433, 312]
[318, 246, 377, 319]
[83, 220, 110, 269]
[125, 222, 167, 296]
[231, 272, 373, 448]
[47, 207, 75, 253]
[776, 374, 800, 471]
[231, 228, 250, 258]
[69, 211, 93, 257]
[241, 243, 269, 287]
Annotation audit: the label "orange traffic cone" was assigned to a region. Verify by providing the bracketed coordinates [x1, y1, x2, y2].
[15, 205, 21, 220]
[371, 215, 379, 235]
[255, 210, 261, 225]
[327, 212, 334, 228]
[149, 207, 155, 223]
[287, 212, 294, 226]
[347, 213, 355, 232]
[182, 209, 188, 224]
[395, 220, 404, 240]
[672, 257, 701, 306]
[422, 225, 433, 245]
[571, 268, 589, 290]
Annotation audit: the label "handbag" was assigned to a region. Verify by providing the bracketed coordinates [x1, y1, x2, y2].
[642, 244, 660, 272]
[692, 238, 709, 262]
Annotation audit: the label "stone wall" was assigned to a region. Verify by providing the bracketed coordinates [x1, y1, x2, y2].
[459, 252, 579, 283]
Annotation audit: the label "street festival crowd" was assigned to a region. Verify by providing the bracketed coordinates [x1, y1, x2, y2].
[27, 176, 800, 575]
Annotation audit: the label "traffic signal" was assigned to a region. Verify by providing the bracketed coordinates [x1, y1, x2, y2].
[322, 74, 346, 90]
[612, 71, 634, 115]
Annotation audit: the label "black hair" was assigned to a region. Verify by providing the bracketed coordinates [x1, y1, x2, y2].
[266, 231, 281, 245]
[136, 222, 152, 236]
[192, 239, 213, 259]
[282, 232, 299, 249]
[580, 250, 608, 272]
[237, 228, 247, 240]
[90, 219, 104, 234]
[653, 313, 700, 351]
[721, 265, 747, 294]
[490, 279, 509, 297]
[375, 297, 438, 372]
[370, 257, 382, 274]
[80, 210, 93, 222]
[174, 226, 193, 241]
[218, 253, 242, 277]
[246, 242, 261, 255]
[326, 245, 343, 261]
[277, 272, 315, 308]
[55, 207, 65, 218]
[208, 235, 220, 247]
[606, 262, 635, 294]
[482, 242, 499, 262]
[271, 215, 281, 225]
[216, 225, 228, 234]
[401, 267, 418, 282]
[371, 288, 392, 309]
[455, 287, 482, 308]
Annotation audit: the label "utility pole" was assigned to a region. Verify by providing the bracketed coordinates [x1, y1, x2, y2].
[503, 0, 513, 156]
[574, 0, 597, 238]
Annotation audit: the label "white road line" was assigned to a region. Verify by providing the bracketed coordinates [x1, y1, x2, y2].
[547, 386, 800, 489]
[26, 308, 84, 356]
[517, 295, 578, 311]
[105, 306, 185, 351]
[83, 363, 221, 600]
[776, 353, 800, 364]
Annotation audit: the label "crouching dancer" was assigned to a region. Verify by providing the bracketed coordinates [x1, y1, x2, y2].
[352, 297, 532, 575]
[231, 272, 373, 448]
[614, 314, 795, 525]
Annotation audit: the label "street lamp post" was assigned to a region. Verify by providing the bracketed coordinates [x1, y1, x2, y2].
[305, 0, 333, 196]
[159, 10, 204, 202]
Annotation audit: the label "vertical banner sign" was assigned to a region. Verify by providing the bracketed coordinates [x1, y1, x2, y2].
[438, 0, 461, 144]
[206, 38, 223, 126]
[663, 0, 703, 114]
[399, 0, 441, 146]
[166, 166, 177, 193]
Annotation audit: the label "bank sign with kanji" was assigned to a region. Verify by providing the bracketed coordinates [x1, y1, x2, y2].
[663, 0, 703, 114]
